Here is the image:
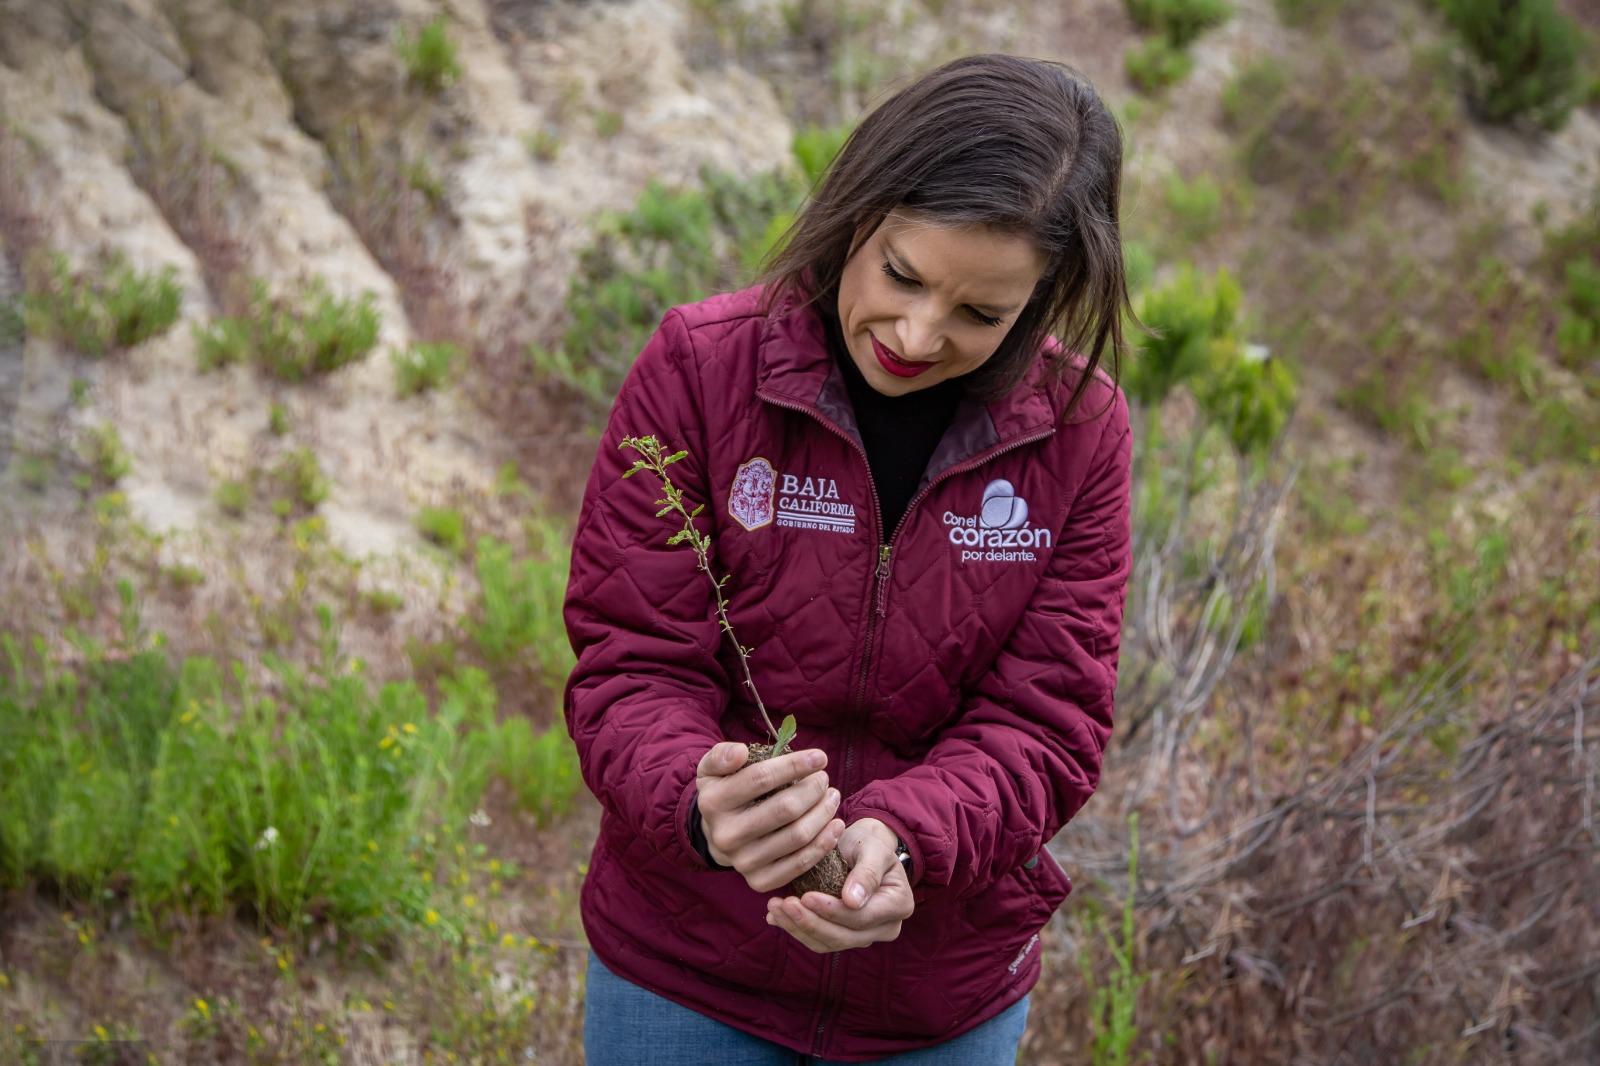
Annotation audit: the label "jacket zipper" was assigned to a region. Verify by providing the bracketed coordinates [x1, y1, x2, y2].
[758, 387, 1053, 1058]
[757, 390, 886, 1058]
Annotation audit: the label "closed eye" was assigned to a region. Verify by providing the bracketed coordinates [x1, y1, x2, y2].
[880, 260, 1005, 327]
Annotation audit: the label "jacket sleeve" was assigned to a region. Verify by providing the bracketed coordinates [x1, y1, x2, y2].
[843, 388, 1133, 902]
[562, 308, 730, 873]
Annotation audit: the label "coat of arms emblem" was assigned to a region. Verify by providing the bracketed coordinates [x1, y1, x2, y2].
[728, 457, 775, 531]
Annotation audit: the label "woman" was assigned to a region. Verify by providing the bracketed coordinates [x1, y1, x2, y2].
[563, 53, 1138, 1064]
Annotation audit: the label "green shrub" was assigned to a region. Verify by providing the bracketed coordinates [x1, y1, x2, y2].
[1125, 36, 1194, 95]
[22, 249, 182, 358]
[265, 447, 330, 517]
[392, 340, 461, 396]
[1220, 56, 1290, 132]
[1125, 0, 1233, 47]
[1192, 341, 1297, 461]
[268, 401, 291, 436]
[1556, 256, 1600, 372]
[214, 477, 251, 517]
[364, 587, 405, 614]
[416, 506, 467, 556]
[594, 110, 623, 138]
[80, 422, 131, 487]
[16, 453, 52, 493]
[1082, 811, 1152, 1066]
[1162, 172, 1224, 245]
[792, 121, 854, 186]
[195, 276, 380, 382]
[490, 717, 581, 828]
[1122, 239, 1156, 295]
[1511, 392, 1600, 465]
[395, 14, 462, 94]
[532, 161, 807, 410]
[0, 611, 501, 950]
[1438, 0, 1585, 131]
[469, 527, 574, 684]
[192, 315, 251, 371]
[1125, 264, 1245, 410]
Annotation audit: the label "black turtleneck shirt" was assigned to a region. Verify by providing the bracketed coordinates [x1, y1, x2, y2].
[687, 305, 965, 872]
[821, 308, 966, 541]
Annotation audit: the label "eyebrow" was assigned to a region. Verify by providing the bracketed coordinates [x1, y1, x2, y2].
[882, 236, 1021, 316]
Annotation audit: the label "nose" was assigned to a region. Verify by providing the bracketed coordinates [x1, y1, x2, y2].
[894, 306, 944, 362]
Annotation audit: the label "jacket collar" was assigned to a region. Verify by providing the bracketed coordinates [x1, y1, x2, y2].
[755, 280, 1058, 485]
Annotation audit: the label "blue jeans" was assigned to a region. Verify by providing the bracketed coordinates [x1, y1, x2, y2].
[583, 947, 1029, 1064]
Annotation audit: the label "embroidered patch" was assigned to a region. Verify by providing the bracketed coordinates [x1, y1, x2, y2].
[776, 472, 856, 536]
[943, 478, 1052, 564]
[728, 457, 775, 531]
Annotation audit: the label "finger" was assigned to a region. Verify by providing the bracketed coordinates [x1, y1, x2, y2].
[742, 784, 840, 870]
[730, 748, 825, 807]
[736, 768, 828, 840]
[695, 742, 748, 783]
[714, 769, 827, 860]
[798, 887, 910, 933]
[767, 901, 830, 953]
[841, 838, 893, 910]
[768, 895, 868, 951]
[746, 814, 845, 894]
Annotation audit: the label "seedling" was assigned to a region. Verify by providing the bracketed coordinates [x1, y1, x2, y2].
[620, 433, 846, 896]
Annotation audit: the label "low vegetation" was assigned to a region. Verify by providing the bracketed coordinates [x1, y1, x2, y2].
[193, 275, 381, 381]
[394, 14, 462, 95]
[21, 249, 183, 358]
[1435, 0, 1589, 131]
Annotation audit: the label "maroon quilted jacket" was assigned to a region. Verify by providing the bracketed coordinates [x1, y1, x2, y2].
[562, 279, 1132, 1060]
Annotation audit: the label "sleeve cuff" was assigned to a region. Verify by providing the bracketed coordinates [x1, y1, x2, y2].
[843, 802, 925, 890]
[684, 786, 732, 871]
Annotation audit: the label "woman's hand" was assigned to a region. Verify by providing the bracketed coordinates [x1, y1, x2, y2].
[696, 742, 846, 894]
[765, 817, 914, 952]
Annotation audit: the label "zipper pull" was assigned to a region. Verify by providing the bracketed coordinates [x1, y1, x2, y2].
[874, 544, 892, 616]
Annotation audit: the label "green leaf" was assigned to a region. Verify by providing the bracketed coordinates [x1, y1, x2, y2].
[666, 450, 688, 464]
[691, 502, 705, 516]
[621, 467, 637, 478]
[655, 504, 673, 517]
[774, 714, 797, 755]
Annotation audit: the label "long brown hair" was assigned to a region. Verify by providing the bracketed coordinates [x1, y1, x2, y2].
[754, 53, 1141, 423]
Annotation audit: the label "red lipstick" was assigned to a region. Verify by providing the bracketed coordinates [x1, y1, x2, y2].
[871, 334, 933, 378]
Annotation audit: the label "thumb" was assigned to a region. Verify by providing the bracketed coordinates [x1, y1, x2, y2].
[701, 742, 744, 776]
[843, 839, 887, 909]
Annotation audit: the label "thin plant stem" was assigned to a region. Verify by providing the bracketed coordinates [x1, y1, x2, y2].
[619, 434, 783, 748]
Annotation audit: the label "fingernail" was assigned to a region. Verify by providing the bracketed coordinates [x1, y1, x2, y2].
[827, 788, 839, 805]
[850, 885, 866, 905]
[807, 751, 825, 769]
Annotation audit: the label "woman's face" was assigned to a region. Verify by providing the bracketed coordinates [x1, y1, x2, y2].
[835, 210, 1046, 397]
